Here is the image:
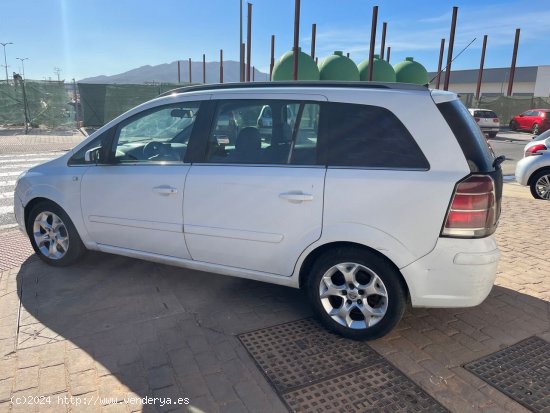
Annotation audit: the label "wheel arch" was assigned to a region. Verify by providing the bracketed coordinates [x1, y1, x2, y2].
[297, 241, 410, 299]
[24, 197, 59, 234]
[527, 166, 550, 186]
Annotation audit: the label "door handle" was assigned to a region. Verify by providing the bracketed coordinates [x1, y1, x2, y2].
[279, 191, 314, 203]
[153, 185, 178, 196]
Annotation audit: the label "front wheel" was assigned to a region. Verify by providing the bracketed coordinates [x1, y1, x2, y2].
[306, 247, 407, 340]
[27, 201, 86, 266]
[530, 170, 550, 200]
[509, 120, 518, 131]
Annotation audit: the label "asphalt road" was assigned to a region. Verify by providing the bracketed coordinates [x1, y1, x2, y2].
[488, 136, 528, 176]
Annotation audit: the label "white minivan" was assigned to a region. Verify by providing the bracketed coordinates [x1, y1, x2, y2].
[14, 82, 503, 340]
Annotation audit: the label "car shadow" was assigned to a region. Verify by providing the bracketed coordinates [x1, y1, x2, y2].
[15, 251, 310, 412]
[15, 251, 550, 412]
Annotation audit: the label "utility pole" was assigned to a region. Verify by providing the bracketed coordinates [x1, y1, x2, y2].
[239, 0, 243, 82]
[380, 22, 387, 60]
[202, 54, 206, 83]
[386, 47, 391, 63]
[246, 2, 252, 82]
[270, 35, 275, 81]
[435, 39, 445, 89]
[16, 57, 29, 79]
[219, 49, 224, 83]
[177, 61, 181, 83]
[188, 58, 192, 84]
[507, 29, 520, 96]
[292, 0, 300, 80]
[1, 42, 13, 83]
[443, 6, 458, 91]
[367, 6, 378, 81]
[475, 35, 488, 100]
[310, 23, 316, 59]
[72, 78, 80, 126]
[54, 67, 62, 82]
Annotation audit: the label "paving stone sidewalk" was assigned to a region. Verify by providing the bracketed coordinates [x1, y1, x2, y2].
[0, 184, 548, 413]
[0, 132, 85, 154]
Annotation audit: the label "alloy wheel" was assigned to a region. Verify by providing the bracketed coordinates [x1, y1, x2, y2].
[535, 174, 550, 199]
[318, 262, 388, 329]
[33, 211, 70, 259]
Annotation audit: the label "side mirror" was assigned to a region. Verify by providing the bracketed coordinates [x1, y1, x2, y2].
[84, 146, 102, 163]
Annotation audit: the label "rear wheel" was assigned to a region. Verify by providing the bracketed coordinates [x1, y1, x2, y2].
[27, 201, 86, 266]
[305, 247, 407, 340]
[530, 170, 550, 200]
[509, 120, 518, 131]
[532, 123, 540, 135]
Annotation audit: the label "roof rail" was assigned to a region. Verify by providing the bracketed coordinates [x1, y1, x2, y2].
[158, 81, 428, 97]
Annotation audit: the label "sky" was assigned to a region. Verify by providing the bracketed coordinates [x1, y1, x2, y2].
[1, 0, 549, 81]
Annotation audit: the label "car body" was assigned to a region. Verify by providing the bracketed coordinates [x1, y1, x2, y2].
[14, 82, 503, 340]
[468, 108, 500, 138]
[515, 129, 550, 199]
[509, 109, 550, 135]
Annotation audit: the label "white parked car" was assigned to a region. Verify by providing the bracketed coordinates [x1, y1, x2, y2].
[14, 82, 503, 340]
[468, 108, 500, 138]
[515, 129, 550, 200]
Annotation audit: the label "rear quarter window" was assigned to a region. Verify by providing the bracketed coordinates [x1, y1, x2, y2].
[437, 100, 496, 172]
[318, 102, 429, 169]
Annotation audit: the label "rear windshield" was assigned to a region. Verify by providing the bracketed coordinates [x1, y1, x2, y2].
[437, 100, 496, 172]
[474, 110, 497, 118]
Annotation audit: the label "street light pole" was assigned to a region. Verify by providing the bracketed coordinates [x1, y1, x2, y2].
[1, 42, 14, 83]
[16, 57, 29, 78]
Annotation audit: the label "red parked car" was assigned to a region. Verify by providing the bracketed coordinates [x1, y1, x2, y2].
[509, 109, 550, 135]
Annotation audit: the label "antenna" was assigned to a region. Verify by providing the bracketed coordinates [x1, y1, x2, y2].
[429, 37, 476, 84]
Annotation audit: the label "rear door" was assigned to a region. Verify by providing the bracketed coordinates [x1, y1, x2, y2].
[183, 94, 327, 276]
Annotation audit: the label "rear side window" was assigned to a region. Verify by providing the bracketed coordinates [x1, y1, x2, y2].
[319, 102, 429, 169]
[437, 100, 496, 172]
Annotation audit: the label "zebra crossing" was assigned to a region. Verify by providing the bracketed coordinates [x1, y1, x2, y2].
[0, 151, 65, 231]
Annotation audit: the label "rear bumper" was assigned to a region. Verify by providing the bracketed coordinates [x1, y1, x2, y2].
[479, 126, 500, 132]
[400, 236, 499, 307]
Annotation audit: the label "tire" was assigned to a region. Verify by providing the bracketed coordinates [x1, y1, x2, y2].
[488, 132, 497, 139]
[27, 201, 86, 266]
[305, 247, 407, 341]
[532, 123, 540, 135]
[529, 169, 550, 200]
[509, 120, 518, 131]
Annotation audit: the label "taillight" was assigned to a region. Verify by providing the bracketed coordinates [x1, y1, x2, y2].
[493, 118, 499, 123]
[474, 117, 480, 122]
[526, 144, 547, 156]
[442, 175, 497, 238]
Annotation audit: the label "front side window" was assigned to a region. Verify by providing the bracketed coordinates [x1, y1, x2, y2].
[112, 102, 200, 164]
[204, 100, 319, 165]
[319, 102, 429, 169]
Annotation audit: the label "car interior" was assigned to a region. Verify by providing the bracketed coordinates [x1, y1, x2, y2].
[207, 101, 319, 165]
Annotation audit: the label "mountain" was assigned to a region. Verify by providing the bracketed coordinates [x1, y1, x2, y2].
[79, 60, 269, 84]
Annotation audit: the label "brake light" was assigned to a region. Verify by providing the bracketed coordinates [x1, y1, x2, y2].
[474, 117, 480, 122]
[442, 175, 497, 238]
[526, 144, 547, 156]
[493, 118, 499, 123]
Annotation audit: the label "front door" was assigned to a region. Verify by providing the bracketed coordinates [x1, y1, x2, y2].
[81, 101, 203, 259]
[183, 96, 326, 275]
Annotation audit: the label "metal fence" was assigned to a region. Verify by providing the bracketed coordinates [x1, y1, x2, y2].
[1, 80, 550, 129]
[0, 80, 75, 128]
